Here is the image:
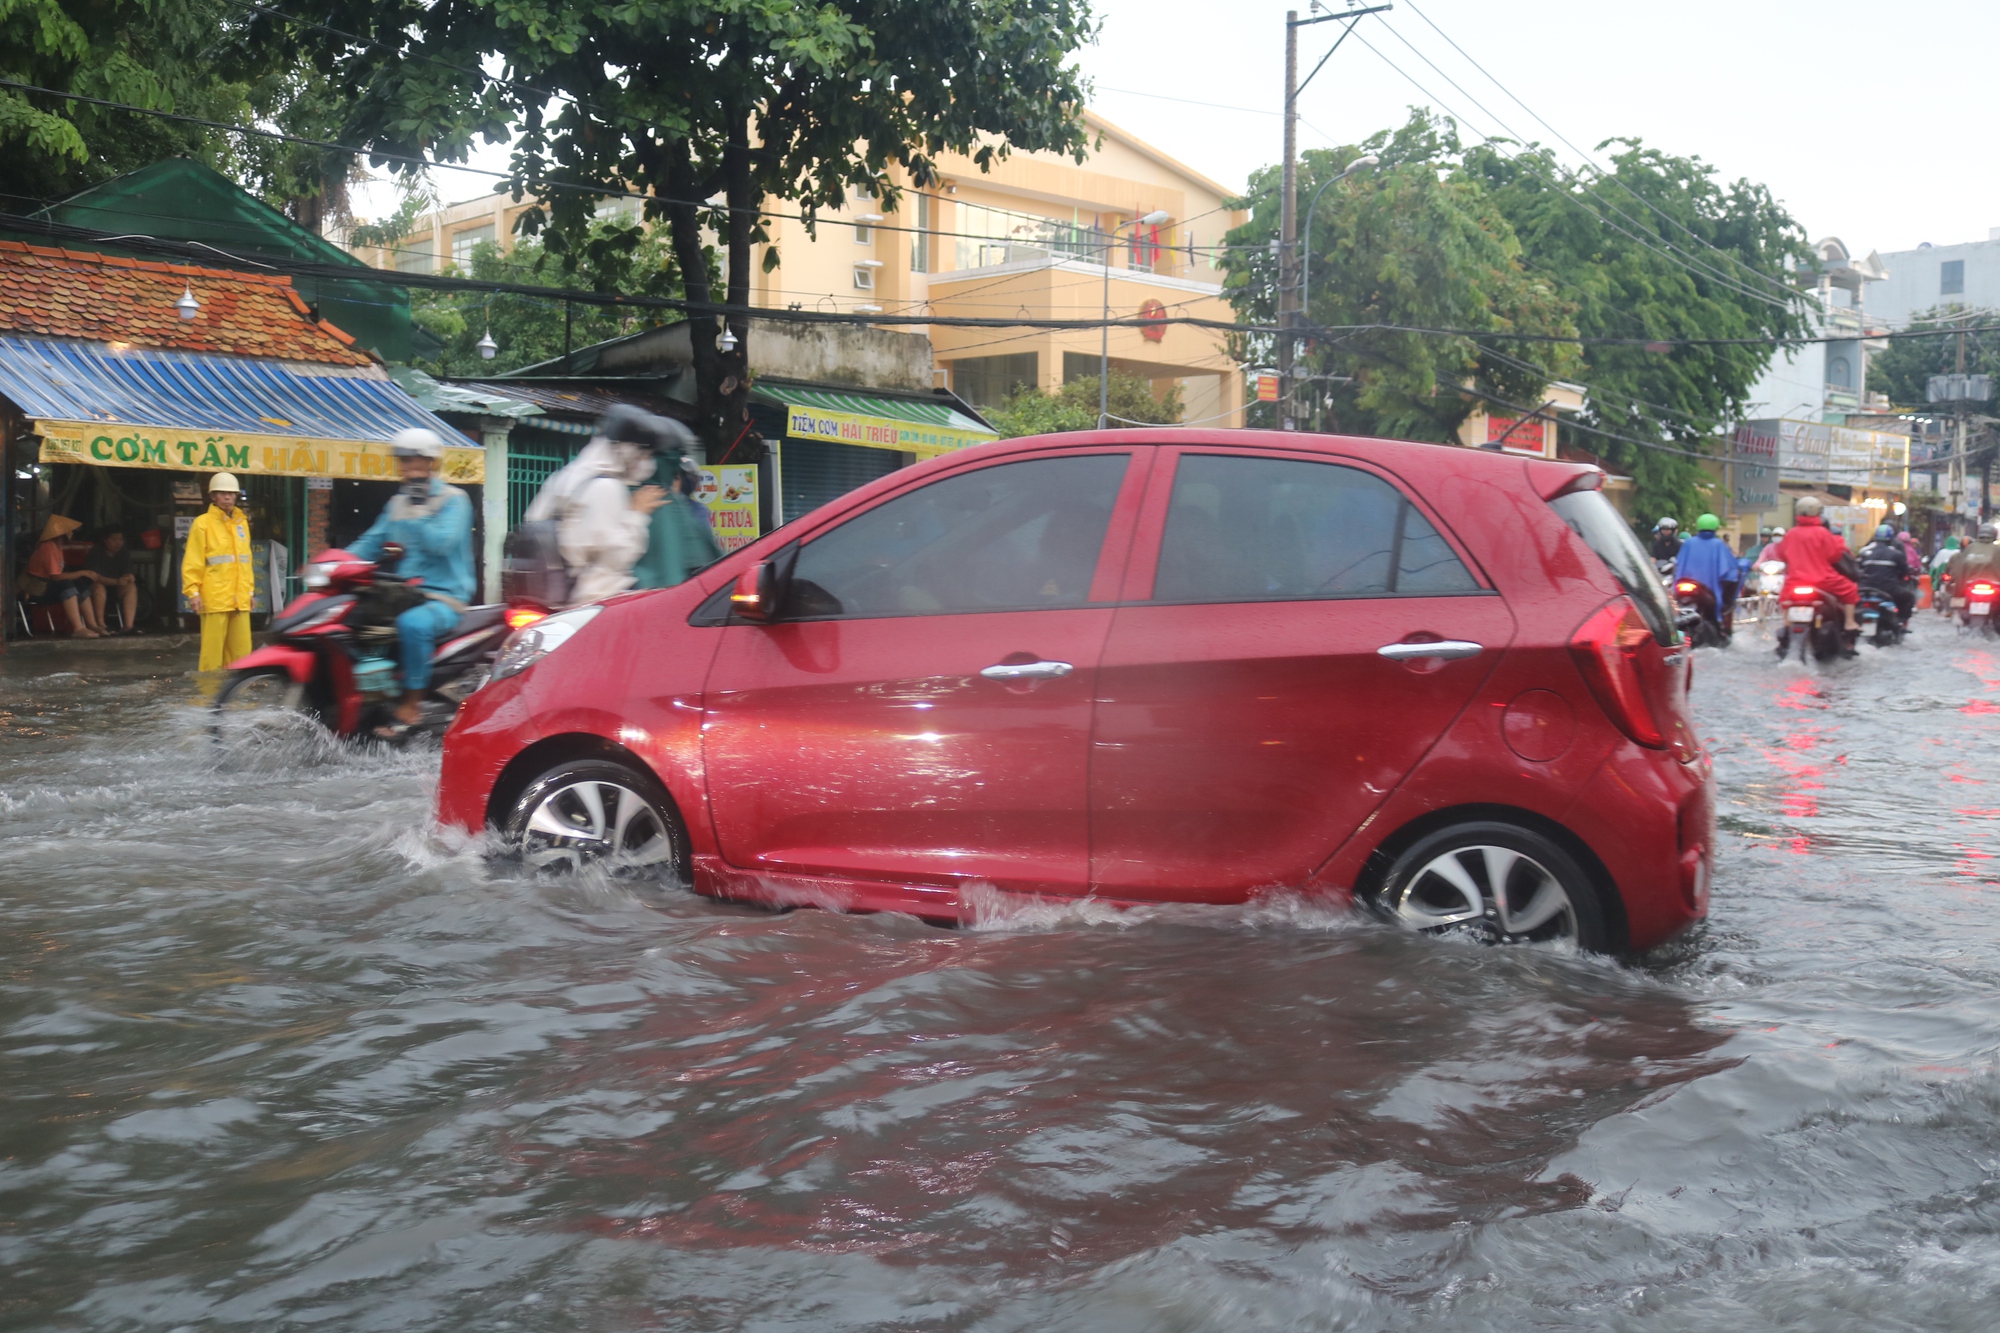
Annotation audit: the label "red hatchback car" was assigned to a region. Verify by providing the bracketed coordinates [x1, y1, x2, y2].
[437, 430, 1713, 954]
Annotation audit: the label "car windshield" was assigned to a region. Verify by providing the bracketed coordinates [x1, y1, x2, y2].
[1548, 489, 1679, 644]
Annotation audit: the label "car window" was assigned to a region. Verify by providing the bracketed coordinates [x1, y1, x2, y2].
[1152, 454, 1478, 603]
[1547, 489, 1678, 644]
[786, 454, 1128, 619]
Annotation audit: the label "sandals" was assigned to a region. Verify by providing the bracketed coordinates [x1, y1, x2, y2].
[371, 720, 416, 742]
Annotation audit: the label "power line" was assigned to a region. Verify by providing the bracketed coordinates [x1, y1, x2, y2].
[1398, 0, 1799, 304]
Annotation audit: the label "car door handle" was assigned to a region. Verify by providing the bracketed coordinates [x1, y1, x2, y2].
[1376, 640, 1484, 661]
[980, 660, 1074, 680]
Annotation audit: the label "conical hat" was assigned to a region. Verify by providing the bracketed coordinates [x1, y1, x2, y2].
[39, 515, 81, 542]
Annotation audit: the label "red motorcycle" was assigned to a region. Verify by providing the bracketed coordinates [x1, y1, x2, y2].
[1774, 580, 1855, 665]
[213, 546, 537, 743]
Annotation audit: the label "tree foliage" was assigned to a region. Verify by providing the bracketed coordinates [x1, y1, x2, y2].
[1867, 307, 2000, 409]
[0, 0, 355, 220]
[1221, 114, 1579, 442]
[410, 227, 710, 377]
[988, 372, 1183, 438]
[1224, 110, 1811, 527]
[286, 0, 1098, 454]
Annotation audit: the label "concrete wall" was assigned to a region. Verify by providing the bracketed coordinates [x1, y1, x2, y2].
[746, 318, 935, 393]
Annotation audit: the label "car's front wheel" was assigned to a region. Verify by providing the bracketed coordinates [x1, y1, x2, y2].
[1376, 821, 1609, 952]
[505, 758, 689, 884]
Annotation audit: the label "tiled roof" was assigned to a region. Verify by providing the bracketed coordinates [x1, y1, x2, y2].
[0, 240, 374, 367]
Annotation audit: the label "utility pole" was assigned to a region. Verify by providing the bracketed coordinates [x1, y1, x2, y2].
[1954, 314, 1968, 524]
[1277, 3, 1390, 430]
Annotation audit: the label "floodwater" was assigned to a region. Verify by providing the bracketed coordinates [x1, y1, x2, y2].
[4, 615, 2000, 1333]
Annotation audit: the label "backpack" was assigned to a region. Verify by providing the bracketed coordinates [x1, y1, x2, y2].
[502, 519, 570, 610]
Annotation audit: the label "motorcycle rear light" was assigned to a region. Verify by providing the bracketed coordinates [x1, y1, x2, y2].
[1569, 597, 1666, 749]
[1675, 580, 1699, 594]
[1789, 585, 1814, 598]
[506, 607, 547, 629]
[1974, 583, 1996, 596]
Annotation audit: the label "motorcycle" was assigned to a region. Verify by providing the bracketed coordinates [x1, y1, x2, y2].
[1961, 577, 1999, 638]
[1774, 579, 1856, 665]
[1672, 577, 1731, 648]
[1856, 585, 1906, 648]
[213, 545, 535, 743]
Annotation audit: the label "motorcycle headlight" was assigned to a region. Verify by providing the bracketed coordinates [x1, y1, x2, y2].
[303, 562, 332, 590]
[486, 605, 603, 685]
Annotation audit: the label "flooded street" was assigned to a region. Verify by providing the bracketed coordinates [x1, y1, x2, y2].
[5, 618, 2000, 1333]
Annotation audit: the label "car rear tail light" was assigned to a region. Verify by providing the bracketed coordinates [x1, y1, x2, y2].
[1569, 598, 1666, 749]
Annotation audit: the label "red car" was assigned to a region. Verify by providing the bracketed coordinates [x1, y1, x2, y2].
[437, 430, 1712, 954]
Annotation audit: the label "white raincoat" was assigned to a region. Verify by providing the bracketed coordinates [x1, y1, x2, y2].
[524, 437, 655, 606]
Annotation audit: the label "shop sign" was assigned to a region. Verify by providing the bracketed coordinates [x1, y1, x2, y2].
[694, 464, 760, 553]
[35, 419, 485, 484]
[1485, 414, 1550, 456]
[783, 403, 992, 458]
[1255, 374, 1280, 402]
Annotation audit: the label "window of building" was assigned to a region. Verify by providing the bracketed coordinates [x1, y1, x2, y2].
[1942, 259, 1965, 295]
[950, 353, 1038, 408]
[393, 239, 434, 274]
[852, 263, 876, 291]
[787, 455, 1129, 619]
[911, 193, 931, 274]
[1152, 455, 1476, 603]
[452, 224, 495, 267]
[952, 203, 1096, 271]
[853, 186, 876, 244]
[1829, 355, 1851, 387]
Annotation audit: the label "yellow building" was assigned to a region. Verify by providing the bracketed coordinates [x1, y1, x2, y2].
[343, 113, 1246, 425]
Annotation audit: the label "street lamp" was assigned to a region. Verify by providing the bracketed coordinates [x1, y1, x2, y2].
[1101, 209, 1172, 429]
[1289, 154, 1376, 424]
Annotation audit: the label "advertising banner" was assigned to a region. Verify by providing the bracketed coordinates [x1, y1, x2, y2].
[1485, 415, 1552, 457]
[1732, 423, 1779, 507]
[782, 403, 990, 458]
[695, 464, 760, 553]
[37, 419, 485, 484]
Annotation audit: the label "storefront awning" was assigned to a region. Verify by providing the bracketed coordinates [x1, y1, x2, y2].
[764, 383, 998, 459]
[1, 336, 484, 483]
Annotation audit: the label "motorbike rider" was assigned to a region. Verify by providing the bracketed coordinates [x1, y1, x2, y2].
[1949, 524, 2000, 598]
[346, 428, 476, 737]
[1649, 516, 1682, 562]
[1933, 535, 1961, 612]
[1673, 512, 1739, 634]
[1774, 496, 1861, 643]
[1757, 526, 1786, 564]
[1858, 523, 1915, 628]
[631, 453, 724, 590]
[525, 404, 689, 605]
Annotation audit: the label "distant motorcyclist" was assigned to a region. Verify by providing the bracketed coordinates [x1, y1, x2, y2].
[1673, 513, 1739, 635]
[1774, 496, 1860, 637]
[1757, 526, 1786, 564]
[347, 428, 476, 737]
[1649, 516, 1682, 562]
[1949, 524, 2000, 596]
[1933, 535, 1961, 612]
[525, 405, 687, 606]
[1858, 523, 1914, 627]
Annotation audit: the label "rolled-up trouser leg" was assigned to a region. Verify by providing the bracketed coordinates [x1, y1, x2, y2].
[394, 600, 460, 692]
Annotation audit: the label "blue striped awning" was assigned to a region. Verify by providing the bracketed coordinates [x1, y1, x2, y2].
[0, 335, 485, 483]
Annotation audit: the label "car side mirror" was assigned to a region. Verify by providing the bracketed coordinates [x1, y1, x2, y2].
[730, 560, 781, 622]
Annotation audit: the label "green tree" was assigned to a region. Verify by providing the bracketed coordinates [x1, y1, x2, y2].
[412, 225, 710, 377]
[1220, 113, 1581, 442]
[288, 0, 1097, 455]
[1460, 132, 1811, 527]
[1868, 307, 2000, 409]
[1, 0, 352, 217]
[988, 372, 1183, 438]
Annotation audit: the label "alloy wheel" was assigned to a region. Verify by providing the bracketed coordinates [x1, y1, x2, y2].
[1390, 844, 1579, 946]
[520, 779, 677, 874]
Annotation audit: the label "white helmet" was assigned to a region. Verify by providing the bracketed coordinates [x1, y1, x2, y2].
[391, 427, 445, 459]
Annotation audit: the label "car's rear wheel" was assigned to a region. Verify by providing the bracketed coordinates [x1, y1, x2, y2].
[505, 758, 690, 885]
[1376, 822, 1608, 952]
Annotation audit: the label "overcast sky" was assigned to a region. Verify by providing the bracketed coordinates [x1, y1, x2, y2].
[389, 0, 1996, 264]
[1079, 0, 1999, 257]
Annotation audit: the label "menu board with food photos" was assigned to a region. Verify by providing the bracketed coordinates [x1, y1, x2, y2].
[694, 464, 760, 552]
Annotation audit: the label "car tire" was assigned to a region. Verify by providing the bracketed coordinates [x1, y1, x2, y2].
[505, 758, 690, 886]
[1374, 821, 1610, 952]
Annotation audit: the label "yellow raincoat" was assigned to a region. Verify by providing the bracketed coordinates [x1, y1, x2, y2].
[182, 503, 254, 669]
